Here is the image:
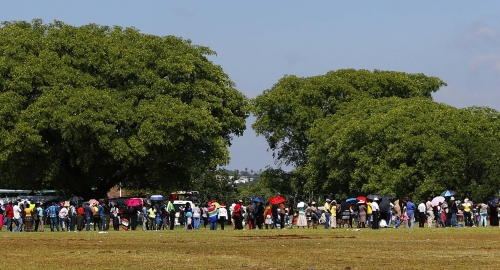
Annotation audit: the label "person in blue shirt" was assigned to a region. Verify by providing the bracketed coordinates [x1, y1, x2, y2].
[84, 203, 93, 231]
[98, 204, 105, 231]
[46, 202, 60, 232]
[406, 199, 417, 229]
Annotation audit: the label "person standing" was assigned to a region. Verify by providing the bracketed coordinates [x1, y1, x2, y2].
[193, 204, 201, 230]
[167, 200, 175, 230]
[406, 199, 416, 228]
[446, 197, 457, 227]
[490, 201, 499, 227]
[36, 205, 45, 232]
[142, 204, 148, 230]
[288, 204, 295, 229]
[366, 200, 372, 228]
[478, 202, 489, 227]
[426, 197, 434, 228]
[271, 203, 278, 229]
[0, 204, 4, 232]
[110, 203, 120, 231]
[279, 202, 286, 230]
[462, 198, 473, 227]
[84, 203, 93, 231]
[324, 199, 331, 229]
[357, 201, 367, 228]
[218, 204, 228, 230]
[58, 205, 68, 231]
[246, 202, 255, 230]
[233, 200, 244, 230]
[5, 202, 14, 232]
[208, 204, 218, 230]
[103, 202, 111, 231]
[418, 200, 426, 228]
[77, 204, 85, 231]
[330, 200, 337, 229]
[257, 202, 265, 229]
[46, 202, 60, 232]
[371, 198, 380, 229]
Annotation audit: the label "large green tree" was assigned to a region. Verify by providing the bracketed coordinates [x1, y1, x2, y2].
[0, 19, 249, 198]
[304, 97, 500, 201]
[251, 69, 446, 167]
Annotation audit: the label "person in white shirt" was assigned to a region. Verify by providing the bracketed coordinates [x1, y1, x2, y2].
[59, 206, 68, 231]
[218, 204, 228, 230]
[13, 204, 23, 232]
[371, 198, 380, 229]
[418, 200, 426, 227]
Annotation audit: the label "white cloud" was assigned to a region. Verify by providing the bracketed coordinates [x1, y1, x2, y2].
[470, 53, 500, 73]
[461, 24, 500, 47]
[433, 84, 500, 111]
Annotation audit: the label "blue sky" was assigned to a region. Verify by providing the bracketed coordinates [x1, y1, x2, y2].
[2, 1, 500, 172]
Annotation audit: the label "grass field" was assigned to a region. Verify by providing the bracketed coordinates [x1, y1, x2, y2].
[1, 226, 499, 270]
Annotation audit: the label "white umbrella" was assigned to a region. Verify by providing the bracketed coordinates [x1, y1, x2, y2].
[297, 201, 305, 208]
[431, 196, 445, 207]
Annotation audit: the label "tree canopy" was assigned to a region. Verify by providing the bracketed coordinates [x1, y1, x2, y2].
[251, 69, 446, 167]
[304, 97, 500, 201]
[0, 19, 249, 198]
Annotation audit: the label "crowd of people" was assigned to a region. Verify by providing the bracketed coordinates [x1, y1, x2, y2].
[1, 195, 499, 232]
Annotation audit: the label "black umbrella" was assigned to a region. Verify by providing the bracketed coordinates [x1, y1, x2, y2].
[383, 194, 396, 200]
[69, 196, 84, 202]
[378, 198, 391, 212]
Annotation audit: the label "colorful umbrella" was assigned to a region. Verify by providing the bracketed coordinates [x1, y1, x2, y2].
[441, 190, 456, 197]
[88, 199, 99, 206]
[251, 196, 265, 203]
[356, 196, 368, 203]
[150, 195, 165, 201]
[269, 195, 286, 205]
[346, 198, 357, 203]
[431, 196, 445, 207]
[126, 198, 143, 207]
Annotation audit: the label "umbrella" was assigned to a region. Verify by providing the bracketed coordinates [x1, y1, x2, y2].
[383, 194, 396, 200]
[346, 198, 357, 203]
[251, 196, 266, 203]
[489, 198, 499, 207]
[441, 190, 456, 197]
[356, 196, 367, 203]
[126, 198, 143, 207]
[88, 199, 99, 206]
[297, 201, 305, 208]
[367, 194, 382, 200]
[150, 195, 165, 201]
[378, 198, 391, 212]
[431, 196, 445, 207]
[69, 196, 83, 202]
[269, 195, 286, 205]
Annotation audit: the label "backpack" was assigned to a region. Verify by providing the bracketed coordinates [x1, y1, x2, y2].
[68, 206, 75, 218]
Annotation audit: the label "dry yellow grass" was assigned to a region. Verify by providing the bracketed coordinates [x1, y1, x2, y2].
[1, 226, 499, 269]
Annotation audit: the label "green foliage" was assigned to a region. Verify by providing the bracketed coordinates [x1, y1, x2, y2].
[0, 19, 249, 197]
[251, 69, 446, 167]
[191, 169, 239, 205]
[304, 97, 500, 201]
[239, 167, 305, 200]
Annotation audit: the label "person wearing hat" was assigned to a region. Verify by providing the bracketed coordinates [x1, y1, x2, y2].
[462, 198, 472, 227]
[371, 198, 380, 229]
[324, 199, 332, 229]
[218, 203, 228, 230]
[447, 197, 458, 227]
